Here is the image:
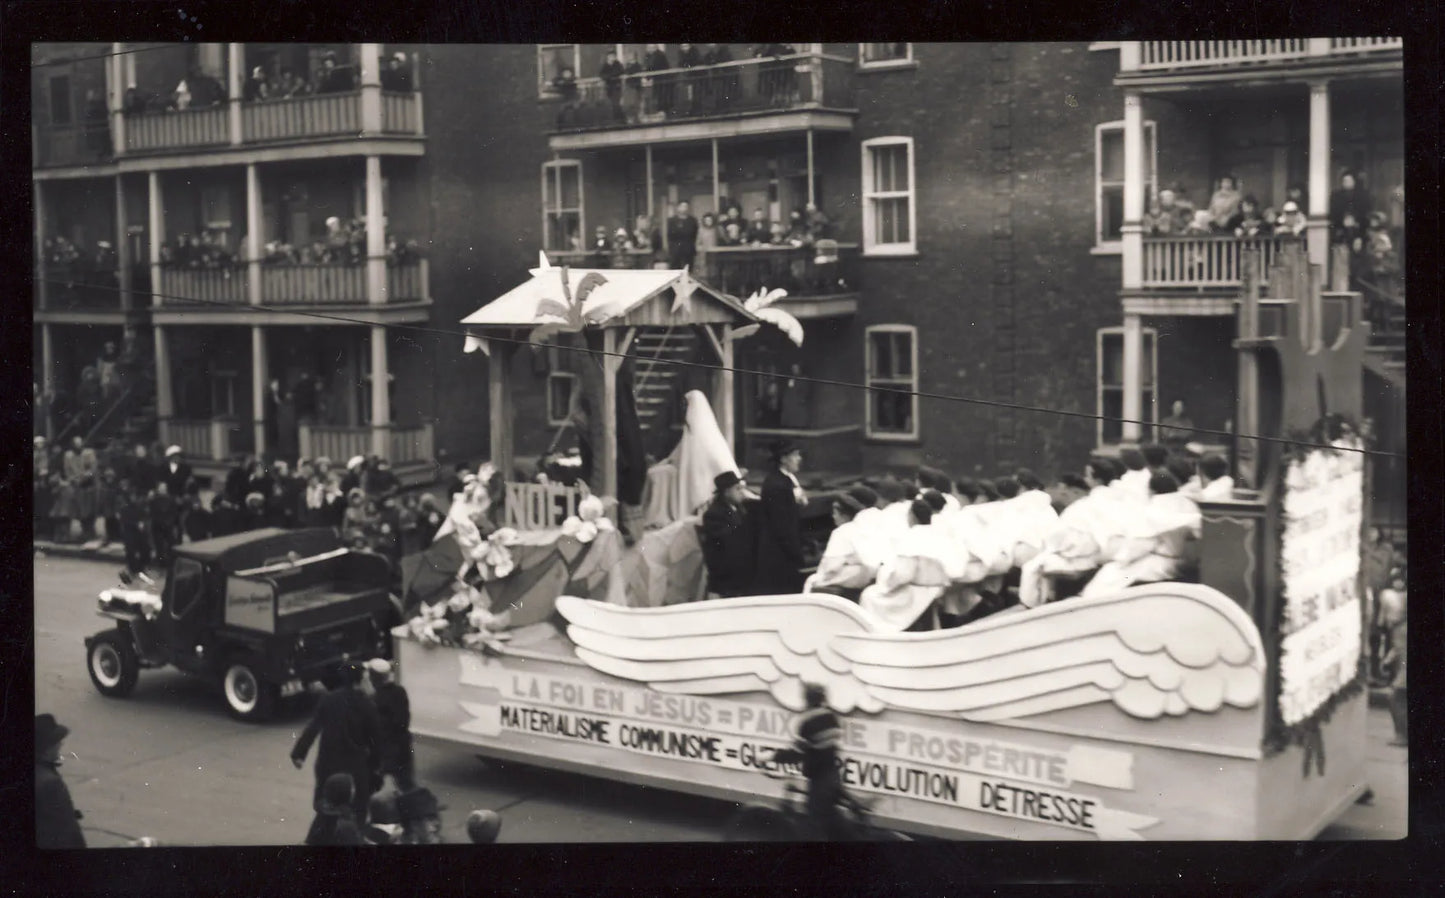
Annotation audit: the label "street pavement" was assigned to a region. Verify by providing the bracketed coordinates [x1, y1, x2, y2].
[33, 552, 1406, 845]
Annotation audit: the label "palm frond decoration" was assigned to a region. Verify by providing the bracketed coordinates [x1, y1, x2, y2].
[529, 265, 611, 346]
[733, 287, 804, 347]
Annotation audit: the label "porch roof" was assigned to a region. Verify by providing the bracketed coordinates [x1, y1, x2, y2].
[460, 264, 758, 331]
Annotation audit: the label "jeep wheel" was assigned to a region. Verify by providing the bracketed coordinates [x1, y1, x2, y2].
[222, 661, 278, 722]
[88, 631, 139, 698]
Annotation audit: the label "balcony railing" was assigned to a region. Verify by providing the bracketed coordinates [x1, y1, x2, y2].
[1137, 39, 1400, 71]
[242, 92, 361, 143]
[38, 266, 125, 311]
[552, 53, 856, 134]
[387, 422, 435, 464]
[125, 106, 229, 152]
[381, 91, 420, 133]
[158, 267, 248, 306]
[158, 417, 252, 461]
[261, 263, 367, 305]
[387, 259, 427, 300]
[295, 423, 433, 465]
[546, 244, 860, 298]
[1141, 235, 1295, 288]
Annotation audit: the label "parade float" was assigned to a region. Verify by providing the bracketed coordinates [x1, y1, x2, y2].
[395, 245, 1374, 840]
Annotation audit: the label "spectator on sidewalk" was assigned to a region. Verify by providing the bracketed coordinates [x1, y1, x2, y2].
[118, 485, 153, 575]
[94, 468, 121, 546]
[149, 482, 179, 565]
[35, 714, 86, 849]
[181, 484, 212, 543]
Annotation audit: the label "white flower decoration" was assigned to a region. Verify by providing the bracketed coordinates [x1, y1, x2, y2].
[492, 556, 515, 579]
[491, 527, 519, 547]
[560, 516, 582, 537]
[576, 521, 599, 544]
[577, 494, 606, 523]
[447, 590, 473, 613]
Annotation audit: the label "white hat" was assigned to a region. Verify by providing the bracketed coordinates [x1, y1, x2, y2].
[1281, 201, 1299, 213]
[34, 436, 46, 446]
[165, 445, 182, 457]
[365, 658, 393, 674]
[347, 455, 365, 470]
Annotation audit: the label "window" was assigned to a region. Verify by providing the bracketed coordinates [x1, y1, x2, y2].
[538, 45, 581, 96]
[859, 43, 913, 68]
[201, 185, 232, 232]
[1097, 326, 1158, 446]
[49, 75, 72, 125]
[865, 325, 918, 439]
[861, 137, 916, 255]
[547, 372, 577, 427]
[168, 558, 205, 619]
[1096, 120, 1157, 247]
[542, 160, 584, 253]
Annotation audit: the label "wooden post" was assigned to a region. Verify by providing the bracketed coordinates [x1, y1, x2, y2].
[1121, 90, 1145, 291]
[34, 180, 47, 311]
[1306, 80, 1331, 272]
[717, 324, 735, 455]
[147, 171, 163, 308]
[359, 43, 383, 136]
[369, 325, 390, 456]
[114, 176, 131, 315]
[1121, 313, 1143, 443]
[600, 327, 620, 499]
[489, 338, 514, 478]
[711, 138, 720, 214]
[246, 163, 262, 306]
[252, 326, 268, 454]
[110, 43, 127, 157]
[806, 129, 815, 207]
[227, 43, 244, 145]
[154, 325, 174, 420]
[645, 145, 655, 244]
[365, 155, 386, 305]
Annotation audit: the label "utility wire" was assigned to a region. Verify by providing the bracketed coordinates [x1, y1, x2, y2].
[36, 275, 1402, 460]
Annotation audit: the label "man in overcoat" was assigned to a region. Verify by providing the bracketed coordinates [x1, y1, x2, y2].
[35, 714, 86, 848]
[700, 470, 755, 598]
[291, 663, 382, 821]
[755, 440, 806, 595]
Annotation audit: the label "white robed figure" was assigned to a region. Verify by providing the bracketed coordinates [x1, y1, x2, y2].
[858, 501, 955, 631]
[1082, 484, 1202, 598]
[1017, 483, 1123, 608]
[641, 390, 741, 529]
[804, 496, 888, 595]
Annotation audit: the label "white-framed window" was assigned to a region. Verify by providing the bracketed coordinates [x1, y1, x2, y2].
[865, 325, 918, 440]
[1097, 326, 1158, 446]
[1095, 120, 1157, 248]
[538, 44, 627, 97]
[859, 43, 913, 68]
[546, 371, 577, 427]
[542, 160, 584, 253]
[861, 137, 916, 256]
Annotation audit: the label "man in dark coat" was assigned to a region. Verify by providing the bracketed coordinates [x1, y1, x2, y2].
[366, 659, 416, 791]
[700, 471, 755, 598]
[161, 445, 193, 496]
[36, 714, 86, 849]
[666, 200, 700, 270]
[756, 440, 806, 595]
[291, 663, 383, 821]
[117, 487, 152, 576]
[148, 482, 179, 565]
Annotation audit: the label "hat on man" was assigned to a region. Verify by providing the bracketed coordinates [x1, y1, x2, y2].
[165, 445, 182, 457]
[832, 494, 865, 518]
[768, 439, 798, 462]
[847, 485, 880, 509]
[393, 52, 407, 63]
[34, 436, 46, 447]
[1281, 201, 1300, 213]
[713, 470, 742, 493]
[347, 455, 365, 471]
[466, 809, 503, 844]
[35, 714, 70, 756]
[365, 658, 393, 675]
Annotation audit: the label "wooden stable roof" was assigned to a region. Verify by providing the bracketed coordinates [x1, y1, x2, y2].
[460, 266, 758, 331]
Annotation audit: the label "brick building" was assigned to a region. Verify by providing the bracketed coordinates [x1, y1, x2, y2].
[35, 41, 1404, 498]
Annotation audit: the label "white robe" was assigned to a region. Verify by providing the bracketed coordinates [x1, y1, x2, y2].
[806, 519, 884, 592]
[1018, 486, 1113, 608]
[642, 390, 739, 528]
[1114, 468, 1152, 505]
[858, 523, 952, 631]
[1082, 492, 1202, 597]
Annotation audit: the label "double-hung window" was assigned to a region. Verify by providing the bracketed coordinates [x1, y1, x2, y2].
[861, 137, 916, 255]
[541, 160, 583, 253]
[865, 325, 918, 439]
[1095, 120, 1157, 249]
[1097, 326, 1158, 446]
[859, 43, 913, 68]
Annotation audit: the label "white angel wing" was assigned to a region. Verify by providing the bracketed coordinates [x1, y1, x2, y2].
[752, 307, 804, 347]
[555, 594, 886, 713]
[831, 583, 1264, 722]
[743, 287, 789, 312]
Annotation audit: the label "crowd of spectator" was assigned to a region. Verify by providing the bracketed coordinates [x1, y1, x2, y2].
[122, 50, 415, 117]
[36, 336, 148, 445]
[42, 236, 121, 289]
[554, 43, 804, 129]
[159, 220, 422, 271]
[35, 442, 445, 581]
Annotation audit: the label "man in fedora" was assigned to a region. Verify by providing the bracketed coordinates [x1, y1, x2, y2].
[756, 440, 806, 595]
[36, 714, 86, 848]
[292, 662, 382, 824]
[701, 470, 754, 598]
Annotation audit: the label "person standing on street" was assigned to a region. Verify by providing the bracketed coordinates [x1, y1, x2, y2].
[35, 714, 86, 849]
[305, 773, 366, 846]
[756, 440, 806, 595]
[291, 662, 383, 825]
[365, 658, 416, 793]
[700, 470, 755, 598]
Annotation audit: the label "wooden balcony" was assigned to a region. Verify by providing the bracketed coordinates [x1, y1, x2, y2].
[242, 92, 361, 143]
[387, 259, 427, 301]
[1132, 38, 1401, 73]
[158, 267, 248, 307]
[261, 263, 366, 305]
[125, 106, 229, 152]
[158, 417, 253, 462]
[33, 124, 112, 169]
[37, 266, 126, 312]
[1141, 235, 1294, 288]
[298, 422, 434, 465]
[381, 91, 421, 134]
[548, 53, 857, 148]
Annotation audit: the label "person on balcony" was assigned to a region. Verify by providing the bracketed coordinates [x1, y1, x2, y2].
[275, 67, 305, 99]
[719, 219, 744, 248]
[703, 43, 736, 112]
[609, 227, 636, 270]
[1329, 170, 1372, 240]
[644, 45, 673, 116]
[382, 53, 413, 92]
[1276, 201, 1307, 237]
[599, 50, 625, 123]
[676, 43, 703, 116]
[586, 226, 612, 267]
[1206, 175, 1242, 233]
[745, 208, 772, 246]
[316, 53, 356, 94]
[622, 52, 645, 124]
[1158, 400, 1195, 449]
[695, 213, 719, 280]
[1143, 188, 1190, 236]
[1233, 196, 1272, 238]
[631, 214, 658, 258]
[551, 66, 579, 127]
[243, 65, 269, 102]
[666, 200, 700, 270]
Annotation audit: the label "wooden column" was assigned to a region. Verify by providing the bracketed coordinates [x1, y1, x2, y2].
[806, 129, 816, 206]
[153, 325, 174, 420]
[359, 43, 383, 136]
[227, 43, 244, 145]
[365, 155, 387, 305]
[370, 325, 391, 456]
[1306, 79, 1331, 271]
[1121, 313, 1143, 443]
[1235, 252, 1262, 488]
[600, 328, 620, 498]
[34, 179, 47, 310]
[1119, 41, 1141, 72]
[41, 323, 56, 400]
[716, 324, 735, 455]
[252, 326, 268, 454]
[488, 339, 514, 478]
[1120, 89, 1145, 290]
[114, 175, 132, 319]
[411, 50, 425, 136]
[711, 138, 720, 213]
[246, 163, 263, 305]
[110, 42, 126, 157]
[645, 145, 655, 240]
[147, 171, 163, 308]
